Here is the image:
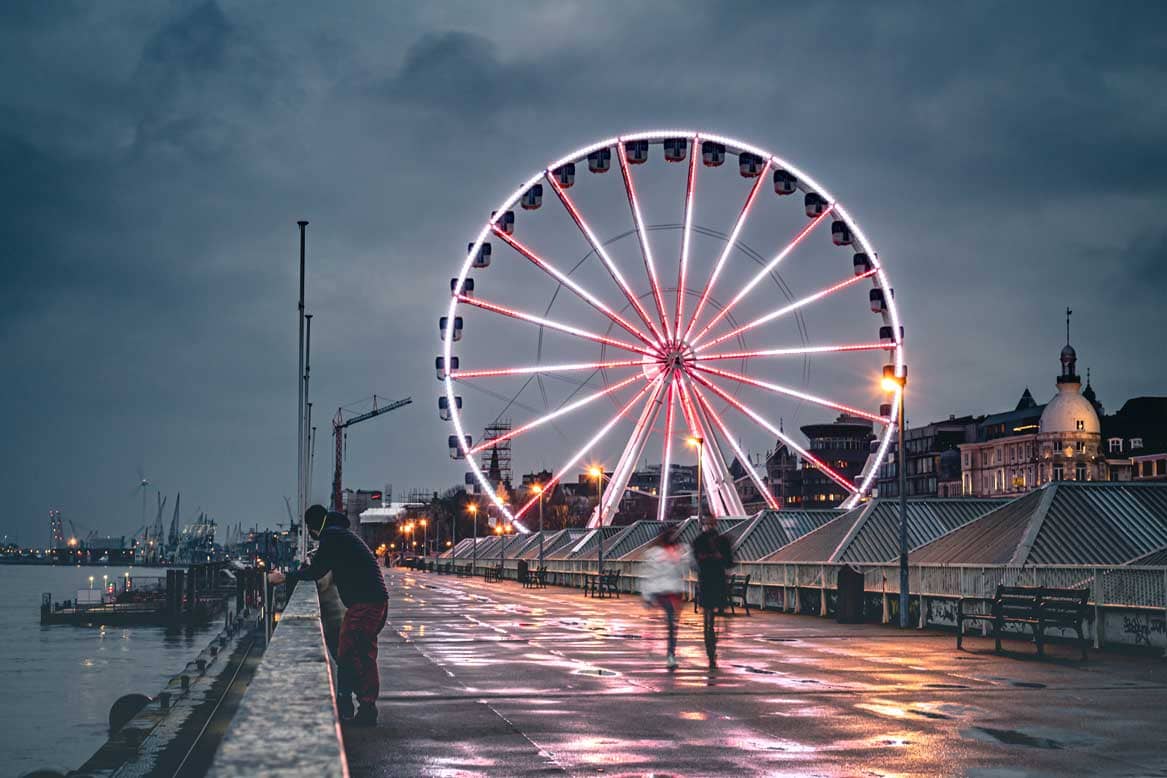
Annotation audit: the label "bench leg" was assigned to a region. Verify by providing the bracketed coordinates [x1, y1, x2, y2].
[1034, 624, 1045, 657]
[956, 619, 963, 650]
[993, 617, 1003, 654]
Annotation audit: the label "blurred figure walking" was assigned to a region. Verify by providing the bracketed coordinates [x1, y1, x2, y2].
[641, 524, 688, 670]
[691, 515, 733, 669]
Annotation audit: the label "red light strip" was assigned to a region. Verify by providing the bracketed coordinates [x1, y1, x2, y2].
[455, 295, 655, 357]
[546, 173, 665, 346]
[451, 359, 645, 379]
[617, 141, 671, 341]
[690, 382, 780, 510]
[696, 269, 878, 351]
[697, 342, 890, 362]
[674, 135, 699, 339]
[513, 374, 665, 521]
[689, 371, 857, 495]
[656, 376, 676, 522]
[690, 207, 834, 344]
[465, 371, 652, 456]
[694, 363, 885, 424]
[682, 161, 771, 343]
[492, 227, 656, 348]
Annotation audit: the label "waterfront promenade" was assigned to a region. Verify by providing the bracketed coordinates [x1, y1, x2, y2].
[341, 569, 1167, 776]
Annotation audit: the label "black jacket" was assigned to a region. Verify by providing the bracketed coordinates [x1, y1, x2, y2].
[691, 528, 733, 585]
[288, 521, 388, 607]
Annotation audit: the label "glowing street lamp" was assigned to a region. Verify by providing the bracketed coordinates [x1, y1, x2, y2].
[530, 483, 546, 570]
[419, 518, 428, 559]
[589, 467, 608, 574]
[881, 363, 909, 628]
[686, 435, 705, 522]
[467, 504, 479, 574]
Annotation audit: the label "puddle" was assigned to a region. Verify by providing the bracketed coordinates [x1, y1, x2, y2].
[909, 709, 952, 720]
[1010, 681, 1046, 689]
[572, 667, 620, 677]
[968, 727, 1062, 750]
[925, 683, 969, 689]
[733, 664, 779, 675]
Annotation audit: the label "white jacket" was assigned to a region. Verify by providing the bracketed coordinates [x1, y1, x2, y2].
[640, 544, 690, 599]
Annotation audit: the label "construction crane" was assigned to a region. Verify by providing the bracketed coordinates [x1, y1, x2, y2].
[331, 395, 412, 511]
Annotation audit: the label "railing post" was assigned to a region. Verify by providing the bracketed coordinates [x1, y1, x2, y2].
[819, 565, 828, 617]
[1162, 567, 1167, 660]
[1093, 566, 1102, 650]
[918, 565, 926, 629]
[881, 569, 889, 624]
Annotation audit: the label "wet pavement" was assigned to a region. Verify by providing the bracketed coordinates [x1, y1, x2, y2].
[343, 569, 1167, 777]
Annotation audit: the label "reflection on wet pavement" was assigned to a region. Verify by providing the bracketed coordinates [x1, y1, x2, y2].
[342, 570, 1167, 777]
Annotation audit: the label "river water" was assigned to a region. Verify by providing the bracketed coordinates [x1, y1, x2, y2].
[0, 565, 214, 777]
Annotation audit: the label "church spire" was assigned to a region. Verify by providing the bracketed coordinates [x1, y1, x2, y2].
[1058, 306, 1079, 384]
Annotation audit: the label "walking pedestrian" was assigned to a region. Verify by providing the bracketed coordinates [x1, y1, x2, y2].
[640, 524, 689, 670]
[268, 504, 389, 725]
[690, 514, 733, 668]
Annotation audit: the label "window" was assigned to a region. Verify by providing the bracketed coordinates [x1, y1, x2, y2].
[1075, 462, 1087, 481]
[1109, 438, 1123, 454]
[1053, 464, 1064, 481]
[1157, 460, 1166, 477]
[1076, 441, 1085, 454]
[1131, 438, 1144, 450]
[1075, 419, 1085, 431]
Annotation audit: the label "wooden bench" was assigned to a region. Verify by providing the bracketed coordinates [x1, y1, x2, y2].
[957, 585, 1089, 660]
[727, 574, 751, 616]
[483, 565, 504, 583]
[694, 573, 749, 615]
[522, 565, 548, 589]
[583, 569, 620, 598]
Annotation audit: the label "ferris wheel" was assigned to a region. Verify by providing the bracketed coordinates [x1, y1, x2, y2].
[439, 130, 905, 532]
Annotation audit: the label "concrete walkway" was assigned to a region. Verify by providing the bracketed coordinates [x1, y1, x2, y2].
[343, 569, 1167, 777]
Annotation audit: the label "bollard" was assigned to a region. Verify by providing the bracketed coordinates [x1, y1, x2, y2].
[180, 675, 190, 691]
[209, 645, 218, 657]
[158, 692, 171, 710]
[196, 658, 207, 673]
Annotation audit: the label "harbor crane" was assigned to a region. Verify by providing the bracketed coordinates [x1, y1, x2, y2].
[331, 395, 412, 512]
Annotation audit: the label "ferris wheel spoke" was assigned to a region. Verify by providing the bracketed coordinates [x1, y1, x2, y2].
[546, 173, 666, 345]
[492, 227, 657, 348]
[694, 364, 887, 424]
[591, 376, 668, 527]
[690, 382, 779, 510]
[690, 207, 834, 345]
[689, 371, 858, 496]
[698, 342, 891, 363]
[674, 135, 699, 339]
[464, 370, 654, 457]
[656, 377, 677, 522]
[694, 268, 877, 351]
[617, 141, 671, 341]
[455, 294, 655, 357]
[512, 372, 665, 522]
[675, 373, 745, 516]
[451, 359, 645, 380]
[681, 161, 771, 343]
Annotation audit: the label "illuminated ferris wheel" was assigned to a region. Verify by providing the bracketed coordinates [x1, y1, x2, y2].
[439, 131, 905, 532]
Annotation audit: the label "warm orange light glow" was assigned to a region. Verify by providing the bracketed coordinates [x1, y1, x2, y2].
[881, 376, 900, 393]
[419, 519, 427, 527]
[686, 435, 704, 447]
[588, 466, 603, 479]
[530, 483, 543, 495]
[467, 504, 478, 514]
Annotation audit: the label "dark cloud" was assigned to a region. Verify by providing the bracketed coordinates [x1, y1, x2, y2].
[0, 1, 1164, 544]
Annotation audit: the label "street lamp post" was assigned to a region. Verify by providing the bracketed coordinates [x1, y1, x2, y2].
[468, 504, 478, 574]
[531, 484, 545, 571]
[883, 365, 909, 628]
[589, 467, 606, 574]
[687, 436, 705, 522]
[451, 509, 458, 566]
[420, 519, 428, 561]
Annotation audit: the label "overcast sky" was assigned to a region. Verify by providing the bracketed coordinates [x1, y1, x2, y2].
[2, 1, 1164, 544]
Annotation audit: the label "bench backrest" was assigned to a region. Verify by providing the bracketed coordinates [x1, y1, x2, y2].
[992, 585, 1089, 616]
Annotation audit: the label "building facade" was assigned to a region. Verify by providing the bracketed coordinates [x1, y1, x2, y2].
[876, 415, 979, 498]
[960, 338, 1104, 496]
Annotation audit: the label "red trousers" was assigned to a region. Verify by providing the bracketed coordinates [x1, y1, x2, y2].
[337, 600, 388, 704]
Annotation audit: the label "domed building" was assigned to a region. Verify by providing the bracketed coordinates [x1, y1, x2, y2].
[960, 325, 1103, 496]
